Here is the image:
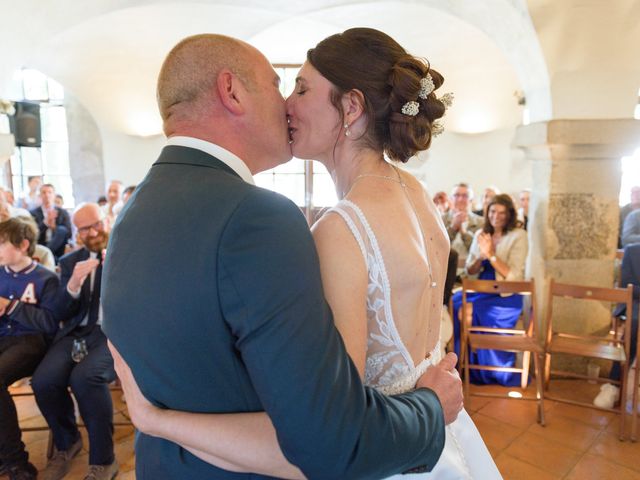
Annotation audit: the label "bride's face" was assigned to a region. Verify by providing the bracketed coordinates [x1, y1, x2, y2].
[286, 62, 343, 162]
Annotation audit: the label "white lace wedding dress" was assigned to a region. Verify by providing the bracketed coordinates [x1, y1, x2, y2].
[328, 199, 502, 480]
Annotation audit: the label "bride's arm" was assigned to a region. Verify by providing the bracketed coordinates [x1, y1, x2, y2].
[109, 342, 305, 479]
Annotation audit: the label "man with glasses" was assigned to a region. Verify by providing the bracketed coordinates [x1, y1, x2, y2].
[443, 183, 484, 273]
[31, 203, 117, 480]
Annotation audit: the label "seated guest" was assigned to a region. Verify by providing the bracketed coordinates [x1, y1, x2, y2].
[622, 208, 640, 247]
[432, 190, 450, 216]
[517, 189, 531, 230]
[18, 176, 42, 212]
[29, 184, 72, 261]
[102, 180, 123, 227]
[593, 242, 640, 410]
[121, 185, 136, 206]
[0, 217, 59, 480]
[32, 203, 117, 480]
[472, 186, 499, 217]
[442, 183, 484, 272]
[451, 194, 528, 385]
[33, 244, 56, 272]
[620, 186, 640, 247]
[0, 189, 30, 220]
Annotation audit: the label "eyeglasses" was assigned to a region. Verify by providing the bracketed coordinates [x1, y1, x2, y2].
[452, 193, 469, 198]
[77, 220, 104, 235]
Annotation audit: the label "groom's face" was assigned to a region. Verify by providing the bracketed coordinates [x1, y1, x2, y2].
[243, 48, 292, 172]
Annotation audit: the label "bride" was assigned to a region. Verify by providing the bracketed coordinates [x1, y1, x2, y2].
[111, 28, 500, 479]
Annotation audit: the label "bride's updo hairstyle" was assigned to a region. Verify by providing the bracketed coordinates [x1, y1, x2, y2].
[307, 27, 446, 163]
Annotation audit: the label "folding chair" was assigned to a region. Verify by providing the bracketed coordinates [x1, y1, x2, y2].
[460, 278, 545, 425]
[544, 280, 633, 440]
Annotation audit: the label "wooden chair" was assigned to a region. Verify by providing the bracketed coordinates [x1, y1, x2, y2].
[460, 278, 545, 425]
[544, 280, 633, 440]
[632, 340, 639, 441]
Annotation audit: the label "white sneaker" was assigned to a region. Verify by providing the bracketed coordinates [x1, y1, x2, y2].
[593, 383, 620, 409]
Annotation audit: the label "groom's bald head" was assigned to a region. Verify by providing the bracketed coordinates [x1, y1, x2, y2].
[157, 34, 256, 122]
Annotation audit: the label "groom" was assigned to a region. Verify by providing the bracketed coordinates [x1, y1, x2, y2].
[103, 34, 462, 479]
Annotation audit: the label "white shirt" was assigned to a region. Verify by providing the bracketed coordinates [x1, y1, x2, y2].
[67, 251, 103, 326]
[166, 136, 255, 185]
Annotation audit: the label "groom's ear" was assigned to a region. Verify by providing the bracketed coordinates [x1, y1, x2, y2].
[217, 69, 246, 115]
[341, 89, 365, 125]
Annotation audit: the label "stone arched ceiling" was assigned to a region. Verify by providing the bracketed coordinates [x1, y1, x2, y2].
[0, 0, 549, 135]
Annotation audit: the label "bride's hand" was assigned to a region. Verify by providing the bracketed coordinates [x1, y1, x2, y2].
[108, 340, 161, 435]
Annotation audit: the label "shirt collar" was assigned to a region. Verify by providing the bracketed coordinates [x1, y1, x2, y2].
[166, 136, 255, 185]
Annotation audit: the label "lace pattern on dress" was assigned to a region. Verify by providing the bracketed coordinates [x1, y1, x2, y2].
[326, 199, 436, 395]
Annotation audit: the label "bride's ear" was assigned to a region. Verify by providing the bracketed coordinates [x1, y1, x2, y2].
[341, 89, 365, 126]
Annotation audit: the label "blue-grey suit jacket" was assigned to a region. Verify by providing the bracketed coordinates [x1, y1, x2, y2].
[102, 145, 445, 479]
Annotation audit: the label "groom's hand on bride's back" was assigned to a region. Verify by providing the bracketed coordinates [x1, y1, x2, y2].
[416, 352, 463, 425]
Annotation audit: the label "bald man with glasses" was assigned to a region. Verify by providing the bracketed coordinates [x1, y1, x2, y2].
[31, 203, 118, 480]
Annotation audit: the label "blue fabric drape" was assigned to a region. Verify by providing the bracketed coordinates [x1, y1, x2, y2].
[452, 261, 524, 386]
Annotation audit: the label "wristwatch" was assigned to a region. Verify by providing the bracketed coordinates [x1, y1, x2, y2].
[489, 255, 497, 263]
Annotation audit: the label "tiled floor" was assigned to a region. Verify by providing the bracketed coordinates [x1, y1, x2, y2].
[6, 380, 640, 479]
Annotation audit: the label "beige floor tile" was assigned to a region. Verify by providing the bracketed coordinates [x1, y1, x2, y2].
[471, 413, 524, 453]
[527, 412, 601, 452]
[588, 429, 640, 472]
[504, 430, 582, 476]
[493, 452, 560, 480]
[478, 398, 540, 429]
[547, 401, 616, 429]
[565, 453, 640, 480]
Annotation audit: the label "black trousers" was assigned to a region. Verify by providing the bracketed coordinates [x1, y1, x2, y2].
[0, 334, 47, 468]
[31, 326, 116, 465]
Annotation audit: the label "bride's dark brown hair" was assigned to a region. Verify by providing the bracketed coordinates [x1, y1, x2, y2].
[307, 27, 446, 163]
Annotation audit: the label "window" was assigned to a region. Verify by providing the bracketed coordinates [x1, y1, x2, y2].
[9, 69, 74, 208]
[620, 148, 640, 205]
[254, 66, 338, 223]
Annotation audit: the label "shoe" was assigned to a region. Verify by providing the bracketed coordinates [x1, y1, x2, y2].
[593, 383, 620, 409]
[42, 437, 83, 480]
[83, 460, 118, 480]
[7, 462, 38, 480]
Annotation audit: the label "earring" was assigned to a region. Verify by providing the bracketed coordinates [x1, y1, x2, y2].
[344, 123, 350, 137]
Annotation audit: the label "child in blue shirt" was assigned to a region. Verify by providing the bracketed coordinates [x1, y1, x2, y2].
[0, 216, 59, 480]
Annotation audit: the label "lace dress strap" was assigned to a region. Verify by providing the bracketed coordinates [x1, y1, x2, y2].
[326, 199, 416, 380]
[325, 202, 368, 267]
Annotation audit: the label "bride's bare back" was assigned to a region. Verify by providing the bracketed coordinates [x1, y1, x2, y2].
[312, 166, 449, 382]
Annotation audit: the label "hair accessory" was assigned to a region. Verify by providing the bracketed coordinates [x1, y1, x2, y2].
[432, 121, 444, 137]
[418, 74, 435, 99]
[439, 92, 454, 109]
[401, 101, 420, 116]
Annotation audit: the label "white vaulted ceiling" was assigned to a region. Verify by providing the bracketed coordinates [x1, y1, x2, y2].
[0, 0, 547, 136]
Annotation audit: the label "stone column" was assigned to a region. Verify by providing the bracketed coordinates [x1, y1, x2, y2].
[515, 119, 640, 372]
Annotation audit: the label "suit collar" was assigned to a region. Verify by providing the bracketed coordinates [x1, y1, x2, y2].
[163, 136, 255, 185]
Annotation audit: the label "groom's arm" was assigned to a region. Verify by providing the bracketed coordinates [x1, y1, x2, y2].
[218, 189, 445, 479]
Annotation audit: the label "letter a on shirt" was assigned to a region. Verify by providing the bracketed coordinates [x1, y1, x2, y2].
[20, 283, 37, 304]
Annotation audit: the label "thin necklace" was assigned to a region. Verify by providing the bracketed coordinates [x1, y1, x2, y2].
[345, 164, 437, 290]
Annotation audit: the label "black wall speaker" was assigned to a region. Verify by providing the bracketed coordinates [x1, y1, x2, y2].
[12, 101, 41, 148]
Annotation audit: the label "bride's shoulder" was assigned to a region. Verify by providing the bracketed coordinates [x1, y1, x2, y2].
[311, 204, 356, 241]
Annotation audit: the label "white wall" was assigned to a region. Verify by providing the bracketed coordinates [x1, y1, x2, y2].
[406, 127, 532, 201]
[100, 127, 166, 187]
